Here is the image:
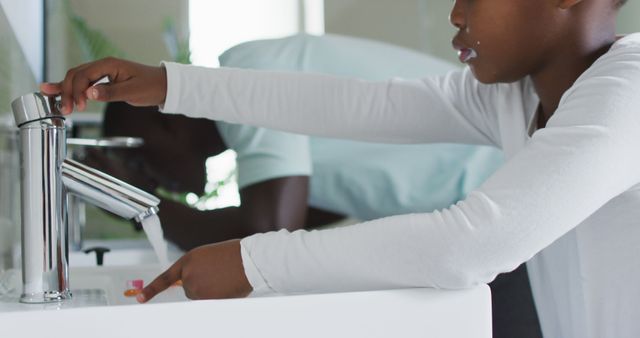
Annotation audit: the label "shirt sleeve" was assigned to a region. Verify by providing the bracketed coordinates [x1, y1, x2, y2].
[238, 41, 640, 293]
[160, 62, 511, 147]
[215, 121, 312, 189]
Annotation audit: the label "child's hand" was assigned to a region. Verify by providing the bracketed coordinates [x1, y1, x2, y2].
[39, 57, 167, 115]
[137, 239, 253, 302]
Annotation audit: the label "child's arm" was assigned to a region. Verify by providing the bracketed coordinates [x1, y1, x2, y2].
[160, 62, 511, 147]
[41, 57, 514, 148]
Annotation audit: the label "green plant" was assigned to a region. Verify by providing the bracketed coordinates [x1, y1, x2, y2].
[69, 15, 126, 61]
[163, 17, 191, 64]
[63, 0, 126, 61]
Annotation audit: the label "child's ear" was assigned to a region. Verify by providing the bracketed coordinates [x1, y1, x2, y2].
[557, 0, 584, 10]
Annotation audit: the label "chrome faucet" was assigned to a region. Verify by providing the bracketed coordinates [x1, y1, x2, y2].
[11, 93, 160, 304]
[66, 136, 145, 251]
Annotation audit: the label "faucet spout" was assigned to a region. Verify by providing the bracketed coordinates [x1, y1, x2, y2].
[62, 159, 159, 223]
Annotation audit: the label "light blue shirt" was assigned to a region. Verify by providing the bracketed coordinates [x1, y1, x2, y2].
[217, 34, 504, 220]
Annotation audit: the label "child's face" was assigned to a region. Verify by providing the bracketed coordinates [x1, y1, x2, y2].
[450, 0, 565, 83]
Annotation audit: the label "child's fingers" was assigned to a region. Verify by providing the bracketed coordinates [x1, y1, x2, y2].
[71, 60, 121, 108]
[39, 82, 62, 96]
[70, 67, 96, 112]
[138, 258, 183, 303]
[87, 81, 136, 103]
[60, 66, 80, 114]
[57, 58, 123, 113]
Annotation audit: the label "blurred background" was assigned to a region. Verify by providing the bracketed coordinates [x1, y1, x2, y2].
[1, 0, 639, 248]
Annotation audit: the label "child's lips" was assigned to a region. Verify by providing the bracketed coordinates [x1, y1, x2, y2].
[457, 48, 478, 63]
[452, 39, 478, 63]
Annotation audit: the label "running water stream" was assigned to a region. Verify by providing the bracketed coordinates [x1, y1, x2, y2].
[139, 214, 170, 269]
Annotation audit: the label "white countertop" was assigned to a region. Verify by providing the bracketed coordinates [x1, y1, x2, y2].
[1, 249, 492, 338]
[0, 284, 491, 338]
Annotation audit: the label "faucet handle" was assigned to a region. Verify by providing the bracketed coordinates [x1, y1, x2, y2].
[11, 93, 64, 127]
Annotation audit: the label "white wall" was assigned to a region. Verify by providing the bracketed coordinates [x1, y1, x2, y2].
[325, 0, 640, 64]
[325, 0, 455, 63]
[189, 0, 301, 68]
[617, 1, 640, 34]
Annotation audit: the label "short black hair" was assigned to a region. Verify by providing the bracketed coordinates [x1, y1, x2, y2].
[618, 0, 628, 7]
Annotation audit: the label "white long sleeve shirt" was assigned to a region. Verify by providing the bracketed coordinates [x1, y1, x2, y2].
[160, 33, 640, 338]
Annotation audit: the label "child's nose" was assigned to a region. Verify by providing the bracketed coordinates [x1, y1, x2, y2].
[449, 1, 466, 30]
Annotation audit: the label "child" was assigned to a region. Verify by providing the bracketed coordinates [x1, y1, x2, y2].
[42, 0, 639, 337]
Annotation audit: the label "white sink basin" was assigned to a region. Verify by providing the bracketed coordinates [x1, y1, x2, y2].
[0, 265, 186, 312]
[0, 263, 492, 338]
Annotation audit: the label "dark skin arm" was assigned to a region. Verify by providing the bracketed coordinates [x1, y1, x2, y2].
[161, 176, 310, 251]
[161, 176, 345, 251]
